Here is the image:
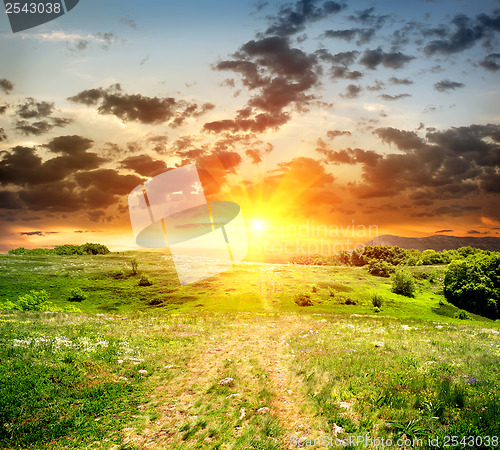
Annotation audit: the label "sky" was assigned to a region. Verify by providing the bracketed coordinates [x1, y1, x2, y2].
[0, 0, 499, 258]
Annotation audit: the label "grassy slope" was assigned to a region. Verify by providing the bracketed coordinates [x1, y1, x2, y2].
[0, 252, 499, 449]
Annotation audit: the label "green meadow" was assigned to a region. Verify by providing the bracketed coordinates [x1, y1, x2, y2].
[0, 252, 499, 449]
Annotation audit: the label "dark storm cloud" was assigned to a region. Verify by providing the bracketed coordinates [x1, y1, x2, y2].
[45, 135, 94, 154]
[0, 137, 105, 186]
[434, 79, 464, 92]
[0, 190, 20, 209]
[348, 124, 500, 200]
[379, 93, 411, 101]
[340, 84, 361, 98]
[374, 127, 427, 151]
[264, 0, 346, 37]
[120, 154, 169, 177]
[0, 79, 13, 94]
[359, 48, 415, 70]
[424, 11, 500, 56]
[68, 84, 212, 126]
[480, 53, 500, 71]
[0, 128, 6, 142]
[207, 36, 321, 133]
[75, 169, 143, 195]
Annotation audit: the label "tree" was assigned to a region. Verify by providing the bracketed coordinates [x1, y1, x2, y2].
[444, 253, 499, 319]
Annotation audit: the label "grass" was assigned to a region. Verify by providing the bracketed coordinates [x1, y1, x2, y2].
[0, 252, 499, 448]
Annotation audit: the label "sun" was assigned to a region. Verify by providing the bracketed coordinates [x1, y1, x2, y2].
[250, 219, 266, 233]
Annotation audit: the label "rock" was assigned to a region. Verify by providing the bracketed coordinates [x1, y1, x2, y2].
[138, 369, 148, 375]
[218, 377, 234, 386]
[257, 407, 270, 414]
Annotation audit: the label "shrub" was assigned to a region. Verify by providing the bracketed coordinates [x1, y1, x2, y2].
[373, 306, 381, 313]
[111, 269, 126, 279]
[130, 257, 139, 275]
[372, 294, 383, 308]
[294, 292, 313, 307]
[68, 287, 87, 302]
[455, 310, 471, 320]
[138, 274, 153, 286]
[367, 259, 395, 277]
[391, 270, 416, 297]
[14, 290, 51, 311]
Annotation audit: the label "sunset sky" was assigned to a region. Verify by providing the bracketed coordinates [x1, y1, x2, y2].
[0, 0, 499, 257]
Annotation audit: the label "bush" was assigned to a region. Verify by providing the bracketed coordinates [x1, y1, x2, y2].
[391, 270, 416, 297]
[67, 287, 87, 302]
[138, 274, 153, 286]
[111, 269, 126, 279]
[372, 294, 383, 308]
[367, 259, 395, 277]
[294, 292, 313, 307]
[444, 253, 499, 319]
[10, 290, 51, 311]
[455, 310, 471, 320]
[130, 257, 139, 274]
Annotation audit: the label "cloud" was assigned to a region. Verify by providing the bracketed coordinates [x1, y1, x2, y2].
[374, 127, 426, 151]
[16, 98, 54, 119]
[315, 50, 363, 80]
[322, 27, 375, 45]
[434, 79, 464, 92]
[14, 98, 73, 136]
[435, 229, 453, 233]
[316, 141, 381, 166]
[19, 231, 58, 236]
[359, 48, 415, 70]
[75, 169, 143, 195]
[45, 135, 94, 154]
[389, 77, 413, 85]
[120, 154, 169, 177]
[0, 128, 6, 142]
[423, 12, 500, 55]
[340, 84, 362, 98]
[379, 93, 411, 101]
[120, 16, 137, 29]
[264, 0, 346, 37]
[349, 124, 500, 200]
[0, 79, 14, 94]
[207, 36, 321, 132]
[326, 130, 351, 139]
[480, 53, 500, 71]
[348, 6, 388, 25]
[68, 84, 213, 126]
[0, 136, 105, 186]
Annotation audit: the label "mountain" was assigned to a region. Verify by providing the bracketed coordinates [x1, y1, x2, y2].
[364, 234, 500, 252]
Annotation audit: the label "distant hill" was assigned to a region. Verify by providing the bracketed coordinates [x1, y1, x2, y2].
[364, 234, 500, 252]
